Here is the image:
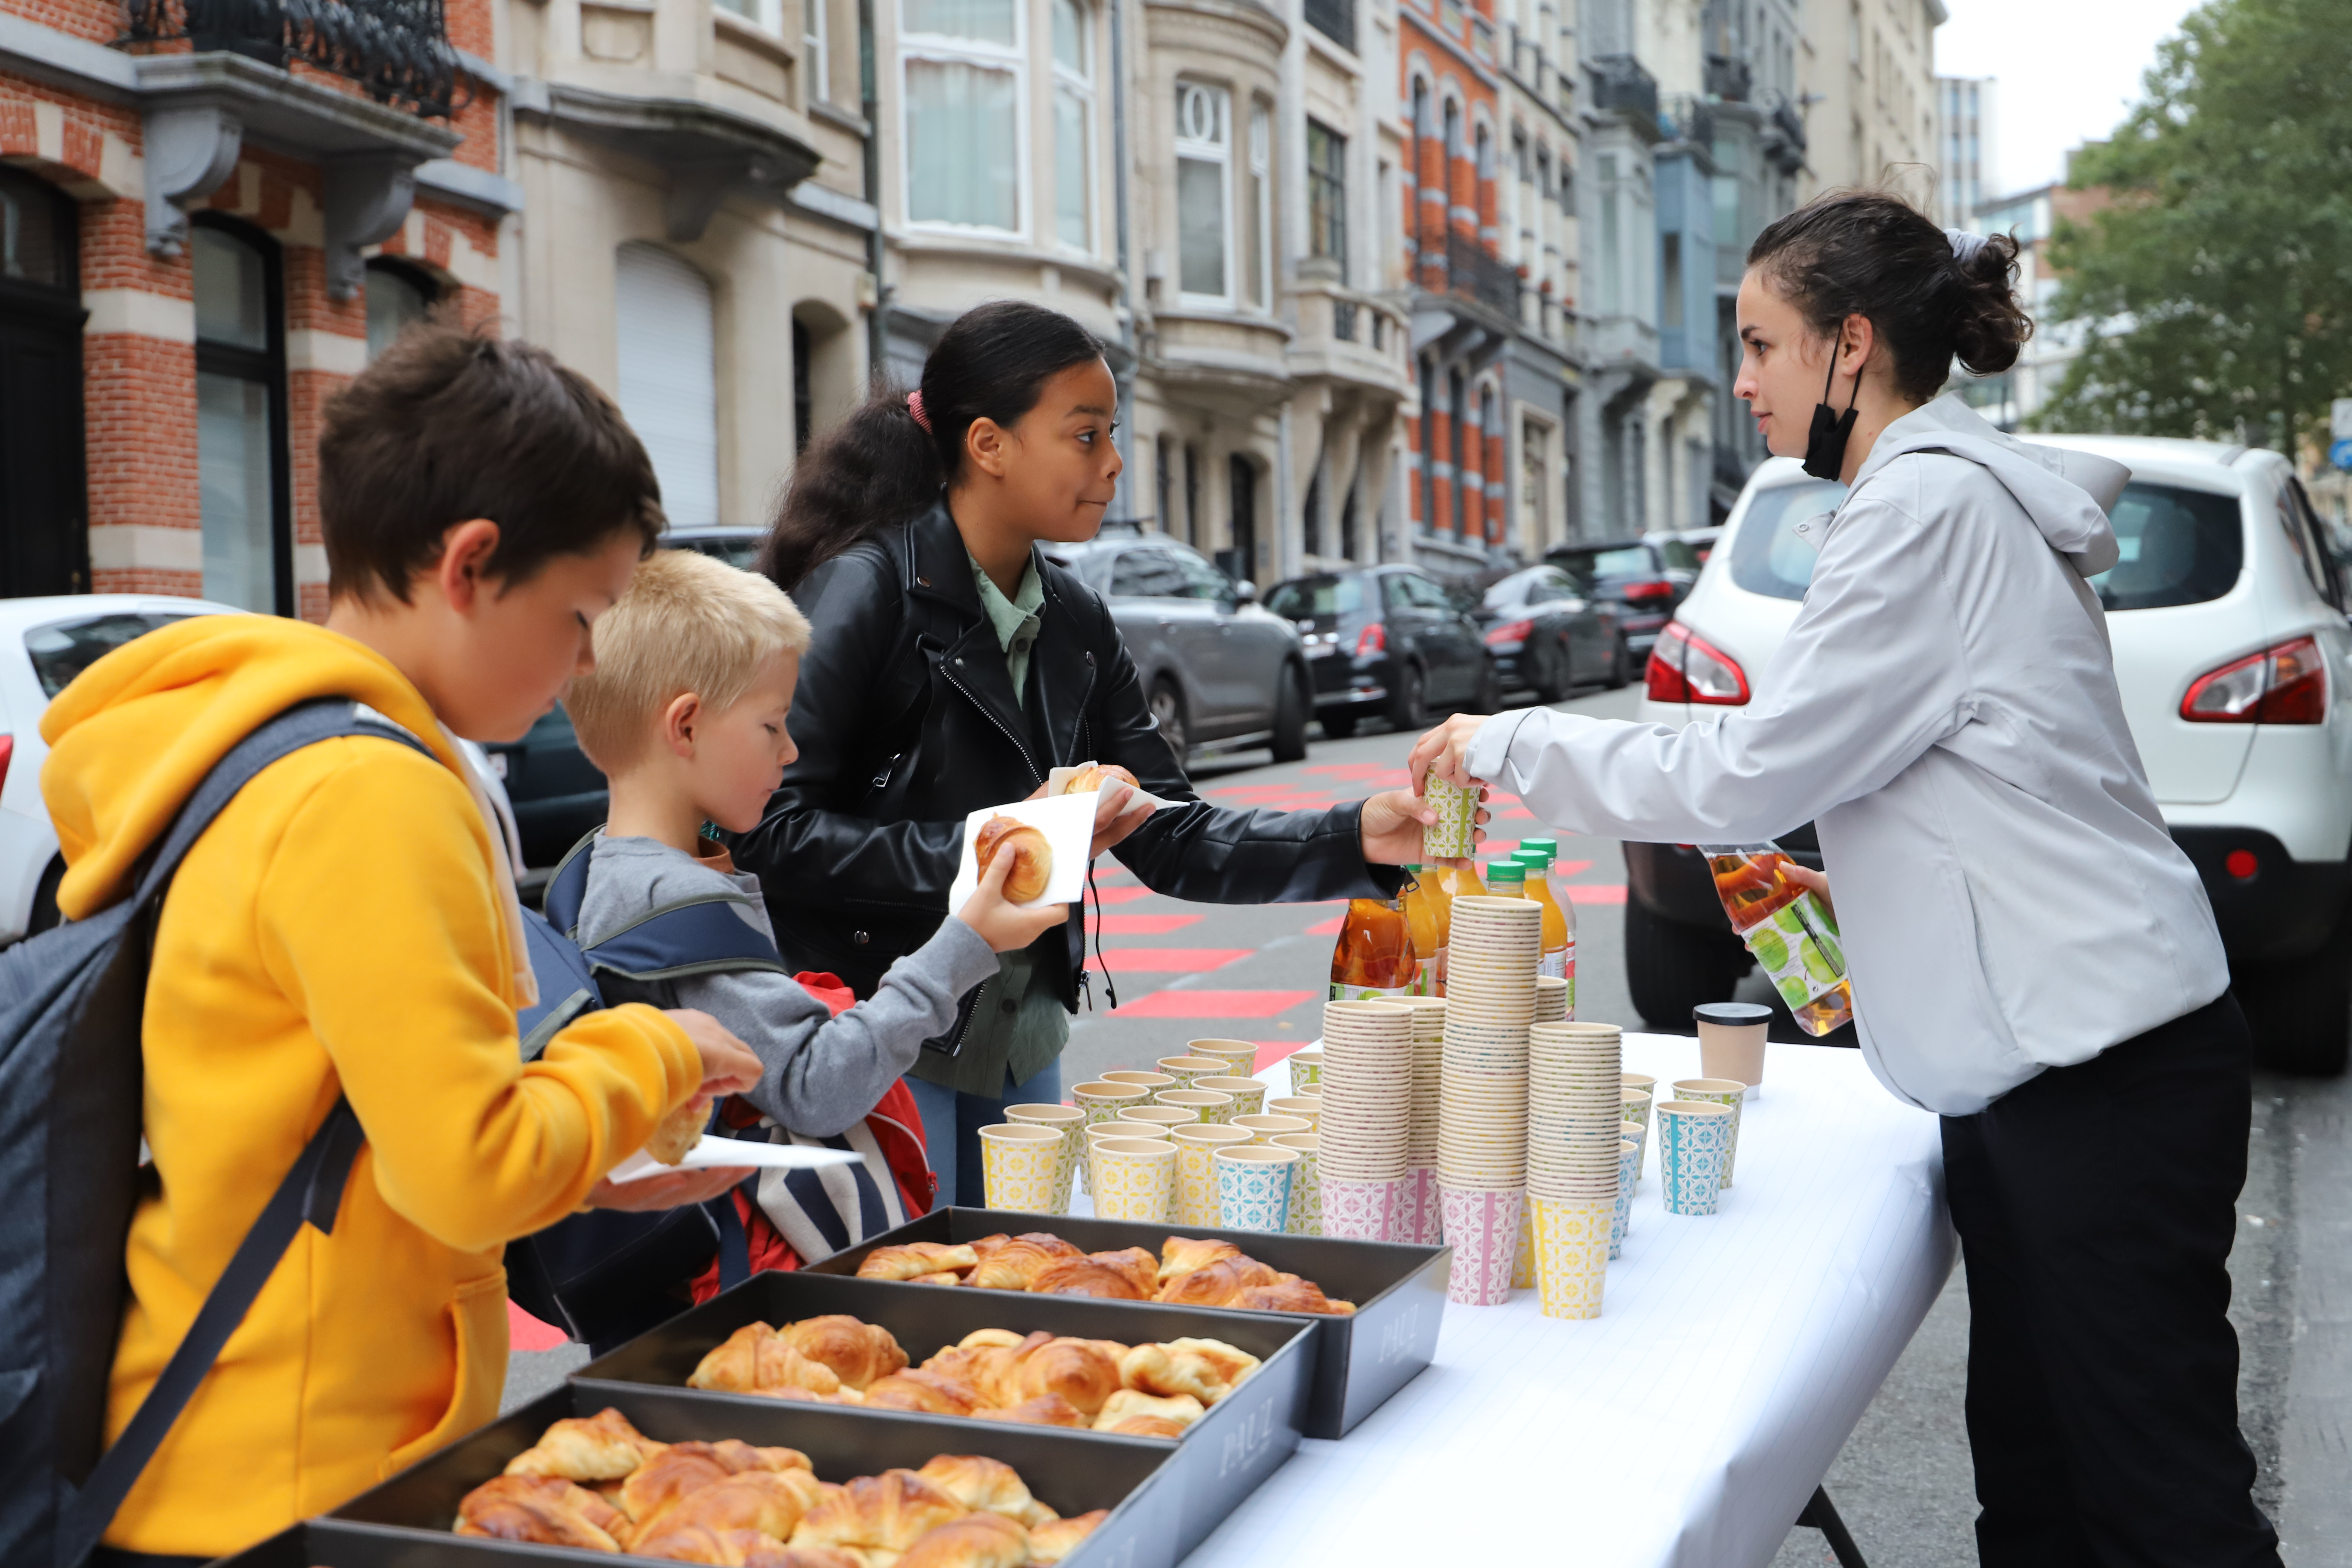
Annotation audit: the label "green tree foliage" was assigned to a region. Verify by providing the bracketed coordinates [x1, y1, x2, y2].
[2030, 0, 2352, 449]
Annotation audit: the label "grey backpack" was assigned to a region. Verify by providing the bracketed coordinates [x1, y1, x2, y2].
[0, 699, 429, 1568]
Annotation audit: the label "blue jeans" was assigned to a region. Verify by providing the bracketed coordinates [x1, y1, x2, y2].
[908, 1059, 1064, 1209]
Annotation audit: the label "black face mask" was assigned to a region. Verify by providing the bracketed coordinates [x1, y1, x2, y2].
[1802, 348, 1859, 481]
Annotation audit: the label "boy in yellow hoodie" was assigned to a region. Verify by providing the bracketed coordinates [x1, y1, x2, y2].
[40, 321, 765, 1563]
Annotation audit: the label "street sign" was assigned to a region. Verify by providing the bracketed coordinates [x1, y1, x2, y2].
[2334, 398, 2352, 442]
[2331, 438, 2352, 472]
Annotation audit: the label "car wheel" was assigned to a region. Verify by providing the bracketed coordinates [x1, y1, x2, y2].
[1149, 678, 1190, 760]
[1470, 658, 1502, 715]
[26, 857, 64, 939]
[2237, 903, 2351, 1076]
[1385, 663, 1428, 731]
[1605, 633, 1634, 691]
[1533, 635, 1571, 704]
[1270, 664, 1310, 763]
[1320, 710, 1360, 740]
[1624, 897, 1749, 1029]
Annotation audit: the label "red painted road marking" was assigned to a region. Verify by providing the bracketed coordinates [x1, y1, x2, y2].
[1109, 989, 1319, 1018]
[1091, 884, 1156, 905]
[1305, 915, 1344, 936]
[1557, 859, 1594, 877]
[1098, 948, 1252, 972]
[509, 1299, 568, 1350]
[1565, 884, 1627, 904]
[1252, 1040, 1306, 1070]
[1089, 912, 1202, 934]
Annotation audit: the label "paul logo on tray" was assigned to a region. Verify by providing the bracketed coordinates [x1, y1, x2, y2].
[1214, 1397, 1280, 1479]
[1377, 1300, 1423, 1366]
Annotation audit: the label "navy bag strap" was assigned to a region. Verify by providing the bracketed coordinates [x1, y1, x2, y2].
[54, 700, 433, 1568]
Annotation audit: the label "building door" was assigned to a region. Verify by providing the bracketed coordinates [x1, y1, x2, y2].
[0, 169, 88, 597]
[616, 243, 720, 528]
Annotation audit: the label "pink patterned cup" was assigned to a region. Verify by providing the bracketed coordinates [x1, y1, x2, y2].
[1401, 1167, 1443, 1246]
[1440, 1184, 1523, 1306]
[1320, 1175, 1400, 1241]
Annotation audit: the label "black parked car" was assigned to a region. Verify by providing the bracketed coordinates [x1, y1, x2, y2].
[1473, 564, 1634, 700]
[1543, 536, 1703, 657]
[1041, 529, 1312, 761]
[1264, 565, 1498, 738]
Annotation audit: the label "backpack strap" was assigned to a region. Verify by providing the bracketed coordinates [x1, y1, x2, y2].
[577, 896, 793, 984]
[56, 700, 433, 1568]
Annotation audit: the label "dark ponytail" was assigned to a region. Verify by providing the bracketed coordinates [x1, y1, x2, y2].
[1746, 189, 2032, 403]
[760, 300, 1107, 588]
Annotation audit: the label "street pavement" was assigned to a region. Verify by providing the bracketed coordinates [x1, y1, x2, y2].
[503, 681, 2352, 1566]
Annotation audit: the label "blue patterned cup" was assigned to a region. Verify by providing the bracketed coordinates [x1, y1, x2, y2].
[1215, 1146, 1299, 1233]
[1609, 1138, 1640, 1258]
[1654, 1101, 1734, 1216]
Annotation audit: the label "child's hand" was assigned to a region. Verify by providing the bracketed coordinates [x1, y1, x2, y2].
[1090, 779, 1155, 858]
[958, 840, 1071, 952]
[663, 1008, 765, 1096]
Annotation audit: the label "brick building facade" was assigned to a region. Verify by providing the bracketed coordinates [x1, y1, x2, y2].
[1, 0, 518, 619]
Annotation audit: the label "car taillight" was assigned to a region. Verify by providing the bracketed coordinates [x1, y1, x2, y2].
[2180, 636, 2326, 724]
[0, 734, 11, 794]
[1644, 621, 1750, 706]
[1355, 622, 1386, 656]
[1622, 580, 1676, 605]
[1485, 619, 1534, 646]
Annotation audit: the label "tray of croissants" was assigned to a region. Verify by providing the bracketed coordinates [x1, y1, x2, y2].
[299, 1382, 1192, 1568]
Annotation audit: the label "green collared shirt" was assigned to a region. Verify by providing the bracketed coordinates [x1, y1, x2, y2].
[907, 550, 1067, 1098]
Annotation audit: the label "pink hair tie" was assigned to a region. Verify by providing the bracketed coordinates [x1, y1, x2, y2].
[907, 390, 933, 433]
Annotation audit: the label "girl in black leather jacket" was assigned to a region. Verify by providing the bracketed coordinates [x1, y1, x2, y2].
[730, 301, 1435, 1203]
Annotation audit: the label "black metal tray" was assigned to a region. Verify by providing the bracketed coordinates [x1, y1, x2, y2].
[573, 1269, 1311, 1558]
[804, 1207, 1448, 1439]
[225, 1382, 1179, 1568]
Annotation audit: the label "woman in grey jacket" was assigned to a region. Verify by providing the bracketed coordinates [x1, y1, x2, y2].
[1416, 192, 2277, 1568]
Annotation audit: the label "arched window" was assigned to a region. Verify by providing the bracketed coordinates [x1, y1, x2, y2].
[1175, 80, 1231, 304]
[0, 167, 87, 597]
[364, 258, 438, 361]
[615, 243, 720, 527]
[192, 216, 289, 614]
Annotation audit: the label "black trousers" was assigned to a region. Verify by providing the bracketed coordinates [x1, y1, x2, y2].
[1942, 994, 2280, 1568]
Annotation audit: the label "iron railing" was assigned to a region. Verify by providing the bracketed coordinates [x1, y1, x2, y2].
[1425, 231, 1519, 316]
[1589, 54, 1658, 125]
[1703, 54, 1751, 102]
[1303, 0, 1355, 53]
[124, 0, 462, 118]
[1663, 93, 1714, 149]
[1331, 298, 1359, 343]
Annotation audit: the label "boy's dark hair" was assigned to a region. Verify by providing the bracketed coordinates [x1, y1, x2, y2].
[320, 316, 666, 602]
[1747, 189, 2033, 403]
[759, 300, 1106, 589]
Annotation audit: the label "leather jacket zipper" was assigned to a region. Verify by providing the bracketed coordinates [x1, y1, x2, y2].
[940, 660, 1045, 785]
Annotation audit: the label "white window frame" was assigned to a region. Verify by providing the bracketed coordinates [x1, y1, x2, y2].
[1049, 0, 1095, 254]
[715, 0, 787, 34]
[1174, 80, 1233, 307]
[805, 0, 828, 99]
[899, 0, 1029, 239]
[1247, 100, 1272, 309]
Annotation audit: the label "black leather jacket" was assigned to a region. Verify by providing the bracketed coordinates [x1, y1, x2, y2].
[727, 501, 1402, 1018]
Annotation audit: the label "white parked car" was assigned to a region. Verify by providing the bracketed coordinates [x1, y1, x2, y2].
[1627, 446, 2352, 1073]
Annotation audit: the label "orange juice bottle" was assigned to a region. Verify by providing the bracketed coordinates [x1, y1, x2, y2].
[1400, 867, 1451, 997]
[1328, 895, 1421, 1000]
[1428, 857, 1487, 905]
[1513, 847, 1575, 1010]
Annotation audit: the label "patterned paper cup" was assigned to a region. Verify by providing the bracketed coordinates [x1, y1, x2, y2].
[1512, 1193, 1538, 1289]
[1671, 1078, 1748, 1187]
[1094, 1137, 1179, 1222]
[1268, 1095, 1323, 1128]
[1655, 1101, 1735, 1215]
[1215, 1146, 1299, 1233]
[979, 1123, 1064, 1213]
[1121, 1105, 1202, 1134]
[1620, 1087, 1653, 1129]
[1609, 1139, 1640, 1259]
[1401, 1167, 1443, 1245]
[1622, 1116, 1648, 1184]
[1085, 1121, 1170, 1197]
[1232, 1113, 1313, 1144]
[1287, 1049, 1326, 1094]
[1154, 1088, 1234, 1123]
[1071, 1082, 1150, 1195]
[1156, 1056, 1228, 1089]
[1170, 1125, 1254, 1226]
[1531, 1194, 1612, 1320]
[1193, 1076, 1265, 1119]
[1186, 1039, 1263, 1072]
[1440, 1184, 1523, 1305]
[1421, 776, 1480, 858]
[1004, 1103, 1085, 1214]
[1271, 1132, 1322, 1236]
[1320, 1174, 1399, 1241]
[1102, 1070, 1178, 1093]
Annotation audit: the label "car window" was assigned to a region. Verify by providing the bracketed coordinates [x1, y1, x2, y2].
[1266, 576, 1362, 619]
[1726, 480, 1850, 602]
[1481, 576, 1527, 610]
[1655, 539, 1703, 572]
[2089, 483, 2245, 611]
[25, 612, 203, 698]
[1172, 552, 1234, 601]
[1586, 546, 1654, 579]
[1380, 574, 1416, 612]
[1109, 550, 1187, 599]
[2280, 480, 2343, 609]
[1398, 574, 1452, 610]
[1533, 567, 1580, 599]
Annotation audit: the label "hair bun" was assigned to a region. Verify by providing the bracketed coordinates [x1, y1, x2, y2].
[1948, 230, 2030, 378]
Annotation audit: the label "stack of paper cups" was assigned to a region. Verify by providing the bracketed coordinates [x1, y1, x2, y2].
[1534, 975, 1569, 1022]
[1374, 996, 1447, 1245]
[1436, 896, 1540, 1305]
[1524, 1021, 1623, 1319]
[1317, 1000, 1413, 1239]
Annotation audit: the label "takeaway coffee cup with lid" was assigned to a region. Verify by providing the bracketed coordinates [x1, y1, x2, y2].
[1694, 1001, 1772, 1097]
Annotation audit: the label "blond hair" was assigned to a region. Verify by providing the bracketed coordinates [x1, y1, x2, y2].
[568, 547, 812, 770]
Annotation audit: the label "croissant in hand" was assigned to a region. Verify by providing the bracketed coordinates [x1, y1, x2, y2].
[1062, 763, 1140, 796]
[973, 815, 1052, 903]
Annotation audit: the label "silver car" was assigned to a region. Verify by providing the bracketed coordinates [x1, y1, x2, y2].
[1043, 529, 1313, 761]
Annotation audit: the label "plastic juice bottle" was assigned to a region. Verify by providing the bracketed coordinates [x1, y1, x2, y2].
[1484, 859, 1527, 901]
[1400, 866, 1452, 997]
[1699, 842, 1855, 1035]
[1429, 858, 1487, 906]
[1514, 847, 1576, 1010]
[1329, 894, 1421, 1001]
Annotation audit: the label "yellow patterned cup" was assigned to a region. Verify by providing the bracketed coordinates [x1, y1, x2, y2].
[1231, 1113, 1312, 1144]
[1083, 1121, 1166, 1197]
[1156, 1056, 1227, 1089]
[1171, 1124, 1254, 1225]
[1287, 1049, 1326, 1095]
[1004, 1103, 1084, 1214]
[1512, 1194, 1537, 1290]
[1271, 1132, 1322, 1236]
[1193, 1076, 1265, 1119]
[1670, 1078, 1747, 1187]
[1268, 1095, 1322, 1129]
[1530, 1194, 1613, 1320]
[1093, 1137, 1178, 1223]
[1102, 1070, 1177, 1092]
[978, 1123, 1063, 1213]
[1155, 1088, 1233, 1124]
[1070, 1082, 1150, 1195]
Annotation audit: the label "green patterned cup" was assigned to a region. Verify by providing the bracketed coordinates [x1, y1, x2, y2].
[1271, 1132, 1321, 1236]
[1194, 1076, 1265, 1119]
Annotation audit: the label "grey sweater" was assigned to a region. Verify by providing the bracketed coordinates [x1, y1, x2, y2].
[575, 834, 999, 1136]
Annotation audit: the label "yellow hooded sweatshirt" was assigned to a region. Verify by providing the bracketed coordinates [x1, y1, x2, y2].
[40, 614, 702, 1559]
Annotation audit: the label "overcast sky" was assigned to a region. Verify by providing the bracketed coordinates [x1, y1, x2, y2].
[1935, 0, 2205, 196]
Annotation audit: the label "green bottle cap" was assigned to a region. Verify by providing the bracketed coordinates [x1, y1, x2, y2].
[1513, 847, 1554, 871]
[1519, 836, 1559, 855]
[1486, 860, 1526, 885]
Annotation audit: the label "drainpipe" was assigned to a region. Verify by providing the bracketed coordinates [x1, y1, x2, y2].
[860, 0, 887, 377]
[1110, 0, 1137, 521]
